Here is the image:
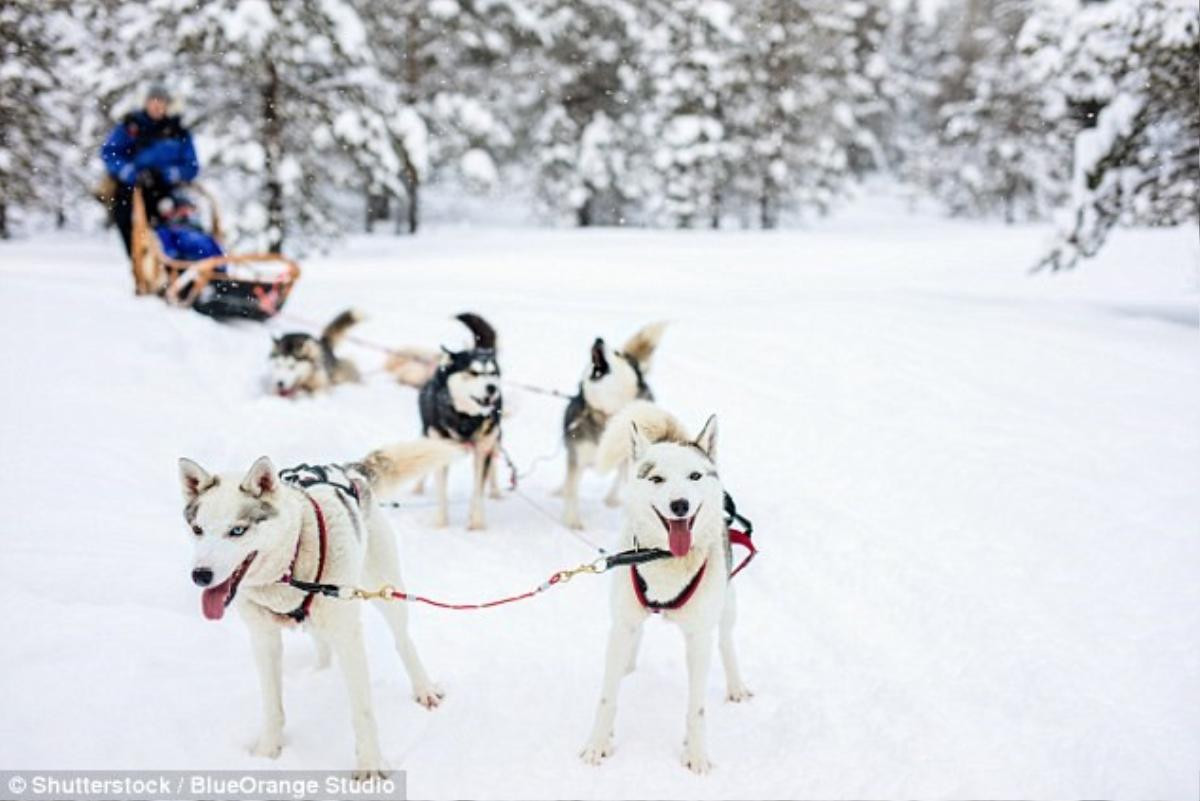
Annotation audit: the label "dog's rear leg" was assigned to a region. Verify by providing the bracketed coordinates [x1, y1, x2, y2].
[372, 599, 444, 708]
[434, 465, 449, 527]
[562, 454, 584, 530]
[580, 620, 641, 765]
[327, 610, 387, 779]
[720, 588, 752, 702]
[681, 629, 716, 774]
[248, 622, 285, 759]
[603, 463, 626, 508]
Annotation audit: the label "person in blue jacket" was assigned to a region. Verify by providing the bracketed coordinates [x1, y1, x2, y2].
[100, 84, 200, 255]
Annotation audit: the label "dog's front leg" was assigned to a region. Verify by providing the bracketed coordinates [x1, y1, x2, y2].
[467, 446, 489, 530]
[681, 628, 716, 774]
[247, 620, 285, 758]
[486, 456, 504, 499]
[580, 620, 641, 765]
[327, 612, 386, 779]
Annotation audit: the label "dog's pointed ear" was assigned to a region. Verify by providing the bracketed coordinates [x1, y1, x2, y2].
[694, 415, 717, 461]
[629, 421, 651, 462]
[179, 458, 215, 502]
[240, 456, 278, 497]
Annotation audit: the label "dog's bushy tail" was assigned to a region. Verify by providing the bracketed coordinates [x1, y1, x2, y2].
[597, 400, 689, 472]
[321, 309, 364, 348]
[360, 438, 464, 494]
[456, 312, 498, 350]
[621, 321, 668, 370]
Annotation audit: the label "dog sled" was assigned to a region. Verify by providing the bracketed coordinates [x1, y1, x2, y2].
[129, 184, 300, 322]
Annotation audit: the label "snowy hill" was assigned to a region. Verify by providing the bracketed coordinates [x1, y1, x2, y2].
[0, 205, 1197, 799]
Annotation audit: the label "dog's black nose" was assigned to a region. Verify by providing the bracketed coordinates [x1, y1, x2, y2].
[192, 568, 213, 587]
[669, 499, 689, 517]
[486, 383, 497, 395]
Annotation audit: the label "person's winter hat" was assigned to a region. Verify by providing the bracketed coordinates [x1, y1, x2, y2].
[146, 84, 172, 103]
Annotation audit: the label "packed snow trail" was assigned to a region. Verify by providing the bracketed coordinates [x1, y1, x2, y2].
[1, 207, 1197, 799]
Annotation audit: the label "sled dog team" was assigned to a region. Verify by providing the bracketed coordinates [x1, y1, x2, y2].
[181, 313, 752, 777]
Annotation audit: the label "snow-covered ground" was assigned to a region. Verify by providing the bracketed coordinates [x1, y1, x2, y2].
[1, 200, 1197, 799]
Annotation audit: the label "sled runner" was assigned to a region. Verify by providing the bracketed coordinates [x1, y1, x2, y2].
[129, 185, 300, 321]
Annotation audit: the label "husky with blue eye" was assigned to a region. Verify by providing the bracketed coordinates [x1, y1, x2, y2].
[579, 400, 753, 774]
[560, 322, 667, 529]
[418, 313, 503, 530]
[176, 438, 464, 778]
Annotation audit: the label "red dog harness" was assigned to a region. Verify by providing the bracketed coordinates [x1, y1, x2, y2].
[278, 495, 329, 624]
[631, 527, 757, 613]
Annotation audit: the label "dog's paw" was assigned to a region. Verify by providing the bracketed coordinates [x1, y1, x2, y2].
[603, 494, 621, 508]
[250, 734, 283, 759]
[550, 484, 564, 497]
[563, 514, 584, 530]
[434, 513, 449, 528]
[726, 685, 754, 703]
[579, 739, 613, 766]
[467, 514, 486, 531]
[413, 685, 445, 709]
[351, 765, 389, 782]
[682, 749, 713, 775]
[488, 487, 504, 500]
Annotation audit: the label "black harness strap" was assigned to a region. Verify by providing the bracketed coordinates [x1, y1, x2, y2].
[279, 463, 360, 501]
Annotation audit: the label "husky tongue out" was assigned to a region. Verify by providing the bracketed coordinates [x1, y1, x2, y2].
[201, 553, 256, 621]
[666, 517, 692, 557]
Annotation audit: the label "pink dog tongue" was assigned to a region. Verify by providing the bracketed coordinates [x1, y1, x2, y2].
[667, 518, 692, 557]
[201, 578, 233, 621]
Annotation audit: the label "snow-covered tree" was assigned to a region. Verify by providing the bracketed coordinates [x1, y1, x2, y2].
[642, 0, 744, 228]
[1035, 0, 1199, 270]
[735, 0, 861, 228]
[528, 0, 650, 226]
[0, 0, 73, 237]
[919, 0, 1071, 221]
[359, 0, 533, 232]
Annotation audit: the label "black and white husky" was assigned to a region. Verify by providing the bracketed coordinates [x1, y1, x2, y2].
[579, 401, 752, 774]
[177, 438, 463, 777]
[417, 313, 503, 530]
[268, 309, 362, 397]
[560, 322, 666, 529]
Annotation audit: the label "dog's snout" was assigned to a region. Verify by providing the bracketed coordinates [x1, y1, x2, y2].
[485, 383, 497, 395]
[669, 499, 689, 517]
[192, 567, 214, 587]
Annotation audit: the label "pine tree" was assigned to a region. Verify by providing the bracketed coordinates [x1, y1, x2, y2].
[737, 0, 858, 228]
[528, 0, 649, 226]
[921, 0, 1071, 221]
[0, 0, 72, 237]
[360, 0, 533, 232]
[1035, 0, 1199, 270]
[643, 0, 743, 228]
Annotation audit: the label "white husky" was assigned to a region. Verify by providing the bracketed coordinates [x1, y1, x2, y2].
[177, 438, 463, 778]
[580, 402, 752, 774]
